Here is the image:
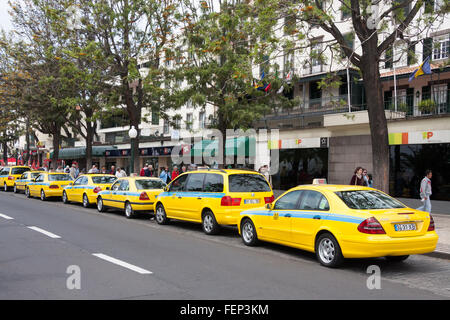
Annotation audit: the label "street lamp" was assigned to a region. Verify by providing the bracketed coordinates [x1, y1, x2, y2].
[128, 126, 138, 175]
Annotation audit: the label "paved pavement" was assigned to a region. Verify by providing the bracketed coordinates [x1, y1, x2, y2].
[1, 191, 450, 299]
[273, 190, 450, 259]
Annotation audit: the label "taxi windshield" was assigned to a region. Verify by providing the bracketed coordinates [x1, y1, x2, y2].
[31, 172, 41, 179]
[48, 174, 72, 181]
[92, 176, 117, 184]
[135, 179, 166, 190]
[335, 190, 406, 210]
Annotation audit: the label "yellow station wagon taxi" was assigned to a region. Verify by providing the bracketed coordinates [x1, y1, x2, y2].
[14, 171, 42, 193]
[62, 174, 117, 208]
[26, 172, 73, 200]
[0, 166, 31, 191]
[238, 185, 438, 267]
[154, 169, 274, 235]
[96, 177, 166, 218]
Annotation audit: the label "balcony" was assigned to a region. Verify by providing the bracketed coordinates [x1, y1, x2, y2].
[384, 89, 449, 117]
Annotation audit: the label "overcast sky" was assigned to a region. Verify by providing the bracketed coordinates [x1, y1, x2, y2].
[0, 0, 14, 33]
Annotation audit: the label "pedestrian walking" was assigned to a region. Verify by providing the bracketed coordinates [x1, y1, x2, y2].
[88, 164, 99, 174]
[146, 164, 154, 177]
[362, 168, 370, 186]
[64, 165, 70, 174]
[115, 167, 127, 178]
[101, 166, 107, 174]
[140, 164, 148, 177]
[109, 165, 116, 175]
[416, 170, 433, 213]
[350, 167, 367, 186]
[159, 167, 168, 183]
[171, 166, 179, 181]
[69, 163, 77, 180]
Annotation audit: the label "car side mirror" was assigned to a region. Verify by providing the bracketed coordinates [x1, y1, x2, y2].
[106, 187, 110, 190]
[265, 203, 274, 210]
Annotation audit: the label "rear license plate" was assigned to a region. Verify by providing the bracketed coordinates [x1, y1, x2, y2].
[244, 199, 260, 204]
[394, 223, 416, 231]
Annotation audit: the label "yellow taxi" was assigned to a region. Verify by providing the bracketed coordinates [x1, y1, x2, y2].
[14, 171, 42, 193]
[238, 185, 438, 267]
[26, 172, 73, 200]
[0, 166, 31, 191]
[62, 174, 117, 208]
[154, 169, 274, 235]
[96, 177, 166, 218]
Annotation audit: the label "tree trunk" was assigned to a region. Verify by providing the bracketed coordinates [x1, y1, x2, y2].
[25, 118, 31, 164]
[360, 50, 390, 193]
[85, 120, 94, 170]
[51, 130, 61, 170]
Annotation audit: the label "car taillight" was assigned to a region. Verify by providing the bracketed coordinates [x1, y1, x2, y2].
[221, 196, 241, 206]
[357, 217, 386, 234]
[93, 187, 102, 193]
[139, 192, 150, 201]
[49, 185, 59, 189]
[8, 176, 14, 180]
[428, 215, 435, 231]
[264, 195, 275, 204]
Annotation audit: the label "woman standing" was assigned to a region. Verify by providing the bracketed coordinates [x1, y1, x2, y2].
[350, 167, 367, 186]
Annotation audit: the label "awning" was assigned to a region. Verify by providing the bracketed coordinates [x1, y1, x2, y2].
[50, 146, 116, 159]
[191, 137, 256, 157]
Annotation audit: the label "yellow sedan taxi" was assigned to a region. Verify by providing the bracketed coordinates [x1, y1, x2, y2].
[154, 169, 274, 235]
[0, 166, 31, 191]
[14, 171, 42, 193]
[26, 172, 73, 200]
[238, 185, 438, 268]
[96, 177, 166, 218]
[62, 174, 117, 208]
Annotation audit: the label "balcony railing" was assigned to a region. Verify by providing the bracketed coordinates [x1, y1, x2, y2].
[384, 89, 449, 116]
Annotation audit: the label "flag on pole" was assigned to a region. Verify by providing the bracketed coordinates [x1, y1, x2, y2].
[409, 56, 432, 82]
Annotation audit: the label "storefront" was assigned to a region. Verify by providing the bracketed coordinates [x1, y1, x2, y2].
[269, 137, 328, 190]
[389, 129, 450, 201]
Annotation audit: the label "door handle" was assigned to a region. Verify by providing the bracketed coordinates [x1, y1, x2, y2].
[313, 215, 321, 220]
[285, 214, 292, 218]
[197, 197, 202, 200]
[178, 196, 182, 199]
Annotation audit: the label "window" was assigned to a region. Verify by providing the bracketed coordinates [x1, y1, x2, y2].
[204, 174, 224, 192]
[433, 35, 450, 60]
[92, 176, 117, 184]
[36, 175, 45, 182]
[341, 33, 354, 58]
[311, 41, 323, 67]
[274, 190, 302, 210]
[0, 168, 10, 176]
[111, 181, 121, 191]
[335, 190, 405, 210]
[186, 113, 193, 130]
[11, 167, 30, 175]
[74, 177, 87, 185]
[298, 190, 330, 211]
[152, 108, 160, 125]
[283, 50, 294, 74]
[228, 174, 271, 193]
[169, 174, 188, 192]
[407, 44, 416, 66]
[199, 111, 206, 129]
[163, 120, 169, 134]
[135, 179, 166, 190]
[20, 173, 28, 180]
[31, 172, 41, 179]
[118, 180, 130, 191]
[49, 174, 72, 181]
[385, 45, 393, 69]
[185, 173, 205, 192]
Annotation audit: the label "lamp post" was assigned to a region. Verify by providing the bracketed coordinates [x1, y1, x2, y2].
[128, 126, 138, 175]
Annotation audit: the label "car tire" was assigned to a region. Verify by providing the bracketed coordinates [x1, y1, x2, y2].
[386, 255, 409, 262]
[155, 203, 169, 225]
[241, 218, 258, 246]
[202, 210, 220, 235]
[315, 232, 344, 268]
[26, 187, 31, 198]
[124, 201, 136, 219]
[40, 190, 47, 201]
[62, 191, 69, 204]
[82, 194, 90, 208]
[97, 197, 106, 212]
[13, 184, 17, 193]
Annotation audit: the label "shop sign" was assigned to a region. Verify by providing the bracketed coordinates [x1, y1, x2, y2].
[268, 137, 322, 150]
[389, 130, 450, 145]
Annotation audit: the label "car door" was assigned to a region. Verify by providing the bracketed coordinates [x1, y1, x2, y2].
[291, 190, 330, 249]
[103, 180, 121, 207]
[72, 176, 86, 202]
[116, 179, 130, 209]
[16, 172, 28, 190]
[259, 190, 302, 243]
[31, 174, 45, 196]
[165, 174, 189, 217]
[182, 173, 206, 221]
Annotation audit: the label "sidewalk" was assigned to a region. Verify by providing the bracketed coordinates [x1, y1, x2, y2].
[273, 190, 450, 259]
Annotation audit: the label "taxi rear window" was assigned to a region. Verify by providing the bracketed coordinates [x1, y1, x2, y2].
[0, 168, 10, 175]
[92, 176, 117, 184]
[12, 167, 30, 175]
[228, 174, 271, 193]
[335, 190, 406, 210]
[135, 179, 166, 190]
[48, 174, 72, 181]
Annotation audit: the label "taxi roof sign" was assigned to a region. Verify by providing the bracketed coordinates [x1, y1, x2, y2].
[312, 178, 327, 185]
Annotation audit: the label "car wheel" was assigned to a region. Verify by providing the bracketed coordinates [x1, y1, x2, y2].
[82, 194, 90, 208]
[62, 191, 69, 204]
[386, 255, 409, 262]
[26, 187, 31, 198]
[155, 203, 169, 225]
[315, 232, 344, 268]
[202, 210, 220, 235]
[40, 190, 47, 201]
[97, 197, 106, 212]
[241, 218, 258, 246]
[124, 202, 136, 219]
[13, 184, 17, 193]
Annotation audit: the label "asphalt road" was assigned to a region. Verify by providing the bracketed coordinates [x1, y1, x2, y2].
[0, 190, 449, 300]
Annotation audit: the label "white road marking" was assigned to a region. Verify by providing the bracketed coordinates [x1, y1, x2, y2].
[92, 253, 153, 274]
[0, 213, 14, 220]
[27, 226, 61, 239]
